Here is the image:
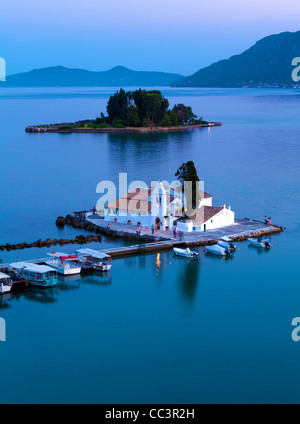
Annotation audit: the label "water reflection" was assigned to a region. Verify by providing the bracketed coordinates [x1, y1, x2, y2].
[248, 245, 272, 255]
[177, 258, 201, 306]
[0, 293, 12, 309]
[24, 287, 59, 304]
[155, 253, 161, 275]
[81, 272, 112, 286]
[57, 274, 81, 291]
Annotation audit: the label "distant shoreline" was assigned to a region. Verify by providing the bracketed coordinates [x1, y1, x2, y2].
[25, 122, 222, 134]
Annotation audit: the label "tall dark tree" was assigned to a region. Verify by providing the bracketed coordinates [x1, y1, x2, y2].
[106, 89, 128, 122]
[175, 161, 200, 210]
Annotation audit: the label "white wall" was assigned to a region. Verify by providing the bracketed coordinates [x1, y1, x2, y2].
[199, 198, 213, 207]
[185, 208, 235, 232]
[200, 208, 235, 231]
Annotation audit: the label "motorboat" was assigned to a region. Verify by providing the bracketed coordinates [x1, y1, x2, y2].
[173, 247, 198, 258]
[0, 272, 12, 295]
[217, 240, 236, 252]
[205, 244, 233, 257]
[75, 249, 112, 271]
[248, 238, 271, 249]
[8, 262, 58, 288]
[45, 252, 82, 276]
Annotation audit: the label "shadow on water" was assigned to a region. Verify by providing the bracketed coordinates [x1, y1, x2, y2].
[0, 294, 12, 310]
[24, 287, 59, 304]
[247, 245, 272, 255]
[176, 258, 201, 306]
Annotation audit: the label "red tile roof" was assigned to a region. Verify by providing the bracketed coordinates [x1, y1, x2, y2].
[190, 206, 223, 225]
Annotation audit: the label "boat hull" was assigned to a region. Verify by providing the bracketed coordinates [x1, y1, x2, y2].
[248, 238, 271, 248]
[0, 284, 12, 295]
[49, 267, 81, 276]
[173, 248, 198, 258]
[205, 245, 231, 257]
[26, 279, 58, 288]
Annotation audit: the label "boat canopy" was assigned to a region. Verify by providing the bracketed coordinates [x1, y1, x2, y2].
[47, 252, 78, 260]
[221, 236, 233, 242]
[9, 262, 55, 274]
[0, 272, 11, 280]
[76, 248, 111, 260]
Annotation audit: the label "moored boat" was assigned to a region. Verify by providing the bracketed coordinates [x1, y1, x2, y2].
[45, 252, 82, 276]
[0, 272, 12, 295]
[248, 238, 271, 248]
[76, 249, 112, 271]
[205, 244, 233, 257]
[8, 262, 58, 288]
[217, 240, 236, 252]
[173, 247, 198, 258]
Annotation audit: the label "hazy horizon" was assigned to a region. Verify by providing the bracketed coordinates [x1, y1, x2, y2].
[1, 0, 300, 76]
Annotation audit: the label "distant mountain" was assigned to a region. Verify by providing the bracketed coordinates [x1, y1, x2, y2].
[2, 65, 183, 87]
[172, 31, 300, 88]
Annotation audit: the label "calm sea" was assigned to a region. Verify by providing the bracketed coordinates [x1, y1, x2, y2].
[0, 87, 300, 404]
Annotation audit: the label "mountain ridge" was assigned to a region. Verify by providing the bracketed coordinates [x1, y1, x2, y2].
[2, 65, 184, 87]
[172, 30, 300, 88]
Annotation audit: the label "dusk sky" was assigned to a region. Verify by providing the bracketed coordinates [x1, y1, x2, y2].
[1, 0, 300, 76]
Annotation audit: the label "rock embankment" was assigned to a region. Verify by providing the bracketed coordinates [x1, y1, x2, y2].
[57, 211, 169, 242]
[0, 234, 103, 252]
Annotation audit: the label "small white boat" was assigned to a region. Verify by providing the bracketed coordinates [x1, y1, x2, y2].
[248, 238, 271, 248]
[0, 272, 12, 295]
[76, 249, 112, 271]
[173, 248, 198, 258]
[217, 240, 236, 252]
[45, 252, 82, 276]
[205, 245, 233, 257]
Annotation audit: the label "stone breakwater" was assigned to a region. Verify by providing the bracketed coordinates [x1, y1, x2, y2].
[56, 212, 168, 242]
[0, 213, 103, 252]
[0, 234, 103, 252]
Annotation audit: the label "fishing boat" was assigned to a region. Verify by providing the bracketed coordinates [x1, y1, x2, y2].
[205, 244, 233, 257]
[0, 272, 12, 295]
[45, 252, 82, 276]
[217, 240, 236, 252]
[75, 249, 112, 272]
[8, 262, 58, 288]
[173, 248, 198, 258]
[248, 238, 271, 248]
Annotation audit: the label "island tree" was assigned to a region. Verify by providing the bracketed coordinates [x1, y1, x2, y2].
[175, 161, 200, 211]
[96, 89, 202, 128]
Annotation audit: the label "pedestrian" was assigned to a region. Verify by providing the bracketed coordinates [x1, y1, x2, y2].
[151, 224, 155, 235]
[173, 227, 178, 240]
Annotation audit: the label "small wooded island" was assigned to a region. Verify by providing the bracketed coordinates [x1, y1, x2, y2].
[26, 89, 222, 133]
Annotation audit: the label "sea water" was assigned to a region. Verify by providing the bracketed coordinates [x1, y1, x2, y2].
[0, 87, 299, 403]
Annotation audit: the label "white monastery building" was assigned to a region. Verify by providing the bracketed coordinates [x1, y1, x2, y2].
[103, 182, 235, 232]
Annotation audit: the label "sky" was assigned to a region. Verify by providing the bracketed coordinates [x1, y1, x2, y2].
[1, 0, 300, 76]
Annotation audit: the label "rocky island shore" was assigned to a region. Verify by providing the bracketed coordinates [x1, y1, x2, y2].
[25, 88, 222, 134]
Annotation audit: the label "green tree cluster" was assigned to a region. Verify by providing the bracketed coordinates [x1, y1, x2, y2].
[95, 89, 202, 128]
